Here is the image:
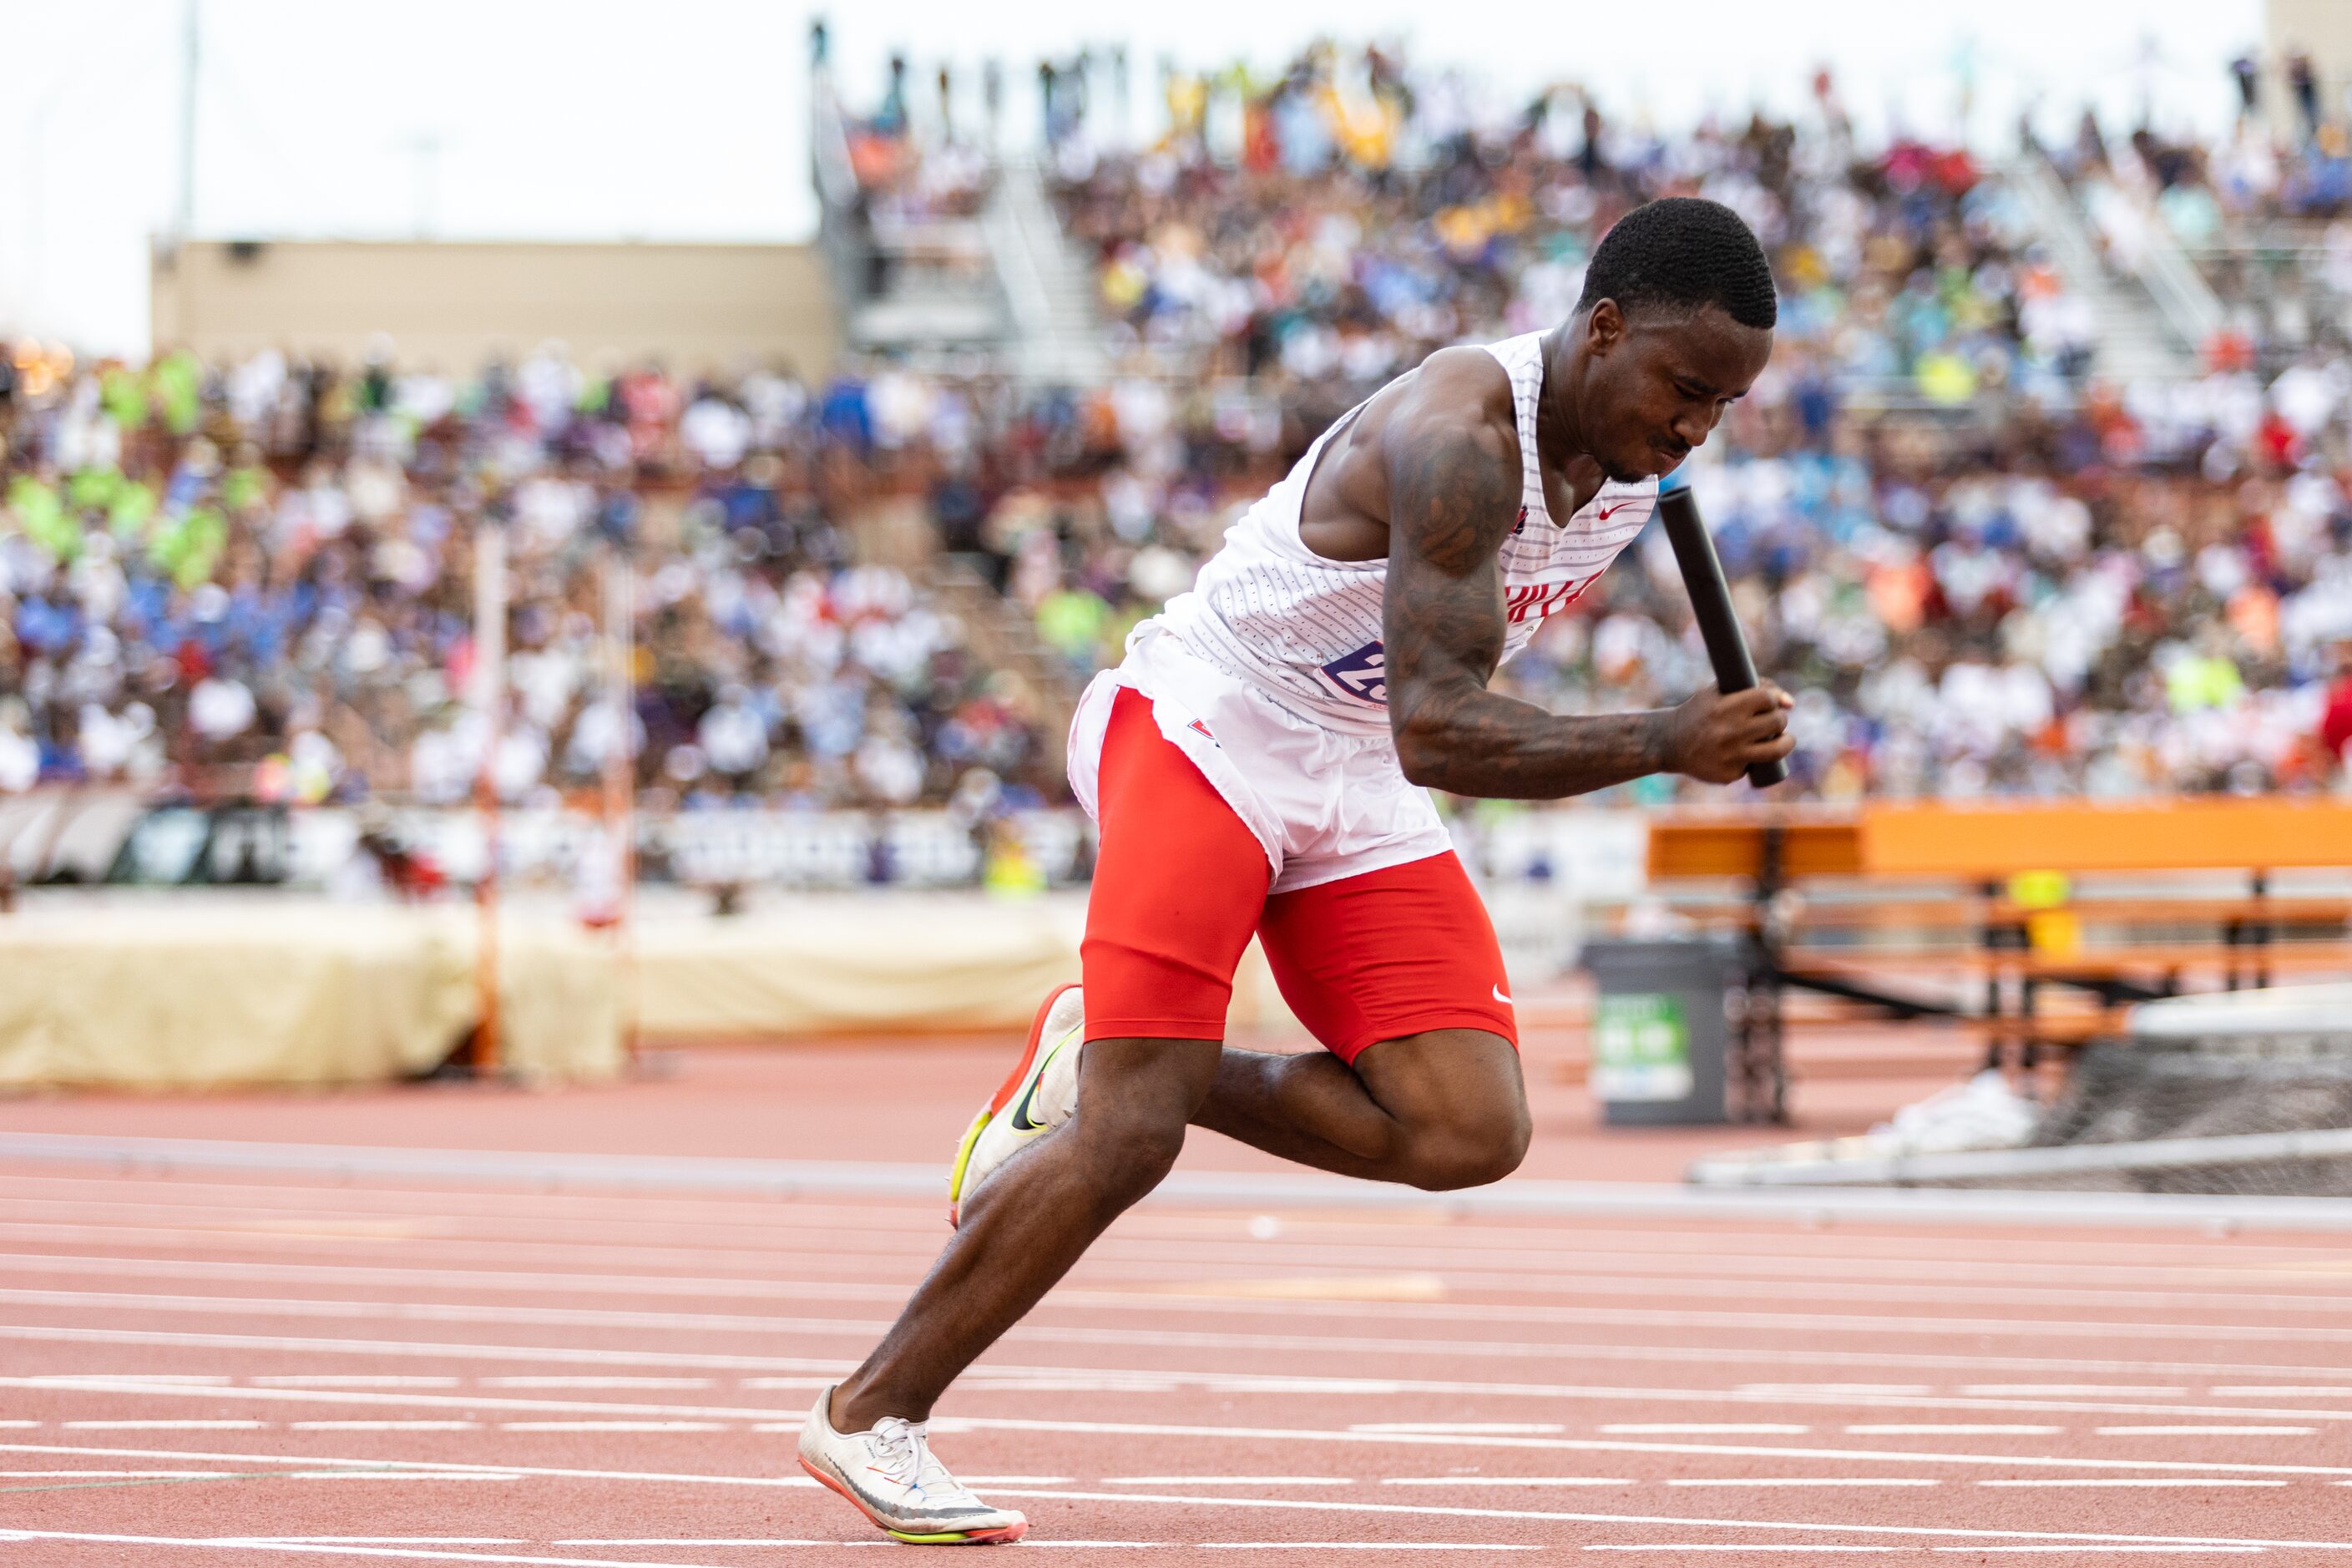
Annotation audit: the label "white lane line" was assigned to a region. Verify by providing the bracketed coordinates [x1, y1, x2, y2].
[58, 1420, 263, 1430]
[26, 1373, 231, 1384]
[289, 1473, 521, 1482]
[937, 1412, 2352, 1479]
[23, 1222, 2352, 1307]
[0, 1421, 33, 1429]
[0, 1468, 517, 1484]
[20, 1193, 2340, 1290]
[1743, 1385, 1933, 1396]
[1602, 1425, 1809, 1435]
[1102, 1476, 1353, 1487]
[254, 1376, 463, 1388]
[22, 1287, 2340, 1434]
[19, 1383, 2352, 1480]
[20, 1277, 2352, 1355]
[2210, 1386, 2352, 1398]
[2096, 1426, 2318, 1435]
[483, 1377, 712, 1388]
[291, 1422, 480, 1432]
[25, 1204, 2350, 1318]
[948, 1476, 1078, 1485]
[554, 1543, 1517, 1554]
[1356, 1424, 1565, 1434]
[498, 1421, 728, 1433]
[1384, 1479, 1633, 1488]
[1981, 1479, 2292, 1487]
[0, 1530, 746, 1565]
[23, 1245, 2352, 1358]
[1963, 1385, 2190, 1396]
[1846, 1425, 2062, 1435]
[0, 1469, 249, 1477]
[292, 1346, 2352, 1431]
[22, 1376, 785, 1424]
[1591, 1551, 2263, 1558]
[1665, 1479, 1941, 1488]
[13, 1313, 2352, 1419]
[16, 1442, 2352, 1551]
[9, 1175, 2342, 1278]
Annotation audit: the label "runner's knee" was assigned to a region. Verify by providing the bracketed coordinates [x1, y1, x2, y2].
[1399, 1108, 1530, 1191]
[1067, 1100, 1186, 1206]
[1066, 1036, 1219, 1202]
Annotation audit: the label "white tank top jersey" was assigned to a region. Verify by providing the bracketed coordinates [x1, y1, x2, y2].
[1149, 330, 1659, 738]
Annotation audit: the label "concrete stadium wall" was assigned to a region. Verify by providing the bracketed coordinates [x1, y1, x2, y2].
[2267, 0, 2352, 126]
[149, 240, 841, 376]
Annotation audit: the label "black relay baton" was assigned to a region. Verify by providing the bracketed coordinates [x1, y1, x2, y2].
[1655, 483, 1788, 789]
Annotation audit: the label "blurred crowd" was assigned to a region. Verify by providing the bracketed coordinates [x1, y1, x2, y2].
[0, 343, 1055, 816]
[2042, 50, 2352, 375]
[898, 42, 2352, 803]
[1056, 52, 2076, 415]
[14, 38, 2352, 827]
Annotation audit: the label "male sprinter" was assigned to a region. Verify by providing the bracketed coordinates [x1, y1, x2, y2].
[799, 196, 1793, 1544]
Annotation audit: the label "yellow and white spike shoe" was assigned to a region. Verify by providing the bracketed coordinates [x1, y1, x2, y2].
[946, 983, 1084, 1227]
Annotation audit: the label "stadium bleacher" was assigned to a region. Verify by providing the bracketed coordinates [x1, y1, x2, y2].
[8, 39, 2352, 890]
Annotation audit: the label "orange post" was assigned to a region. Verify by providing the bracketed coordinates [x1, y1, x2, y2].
[471, 519, 508, 1078]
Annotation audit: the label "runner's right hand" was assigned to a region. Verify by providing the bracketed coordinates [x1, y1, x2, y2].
[1662, 683, 1795, 784]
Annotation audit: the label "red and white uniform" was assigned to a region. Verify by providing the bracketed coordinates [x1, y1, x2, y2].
[1161, 330, 1657, 739]
[1067, 332, 1651, 1058]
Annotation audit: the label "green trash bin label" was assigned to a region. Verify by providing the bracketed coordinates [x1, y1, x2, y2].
[1593, 992, 1692, 1103]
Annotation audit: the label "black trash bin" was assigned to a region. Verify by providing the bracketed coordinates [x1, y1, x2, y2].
[1581, 935, 1741, 1125]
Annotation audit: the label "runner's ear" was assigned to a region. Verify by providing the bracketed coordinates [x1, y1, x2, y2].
[1583, 300, 1626, 354]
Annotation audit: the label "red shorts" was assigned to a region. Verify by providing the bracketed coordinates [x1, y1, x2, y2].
[1082, 687, 1517, 1064]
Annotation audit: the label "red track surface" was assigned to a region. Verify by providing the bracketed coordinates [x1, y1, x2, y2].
[3, 1044, 2350, 1563]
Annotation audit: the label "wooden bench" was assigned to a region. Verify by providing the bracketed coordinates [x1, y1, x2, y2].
[1637, 800, 2352, 1123]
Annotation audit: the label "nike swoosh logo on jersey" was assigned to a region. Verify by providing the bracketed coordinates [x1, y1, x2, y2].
[1593, 500, 1640, 521]
[1492, 984, 1514, 1005]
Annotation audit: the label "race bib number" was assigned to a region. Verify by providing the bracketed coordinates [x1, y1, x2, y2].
[1320, 640, 1387, 706]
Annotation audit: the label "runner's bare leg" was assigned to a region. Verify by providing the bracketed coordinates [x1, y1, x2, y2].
[829, 1028, 1525, 1429]
[829, 1037, 1217, 1429]
[1191, 1029, 1530, 1188]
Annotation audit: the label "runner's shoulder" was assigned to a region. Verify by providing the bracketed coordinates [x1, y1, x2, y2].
[1371, 344, 1520, 470]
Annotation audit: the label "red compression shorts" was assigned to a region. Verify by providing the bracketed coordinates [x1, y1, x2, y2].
[1081, 686, 1517, 1064]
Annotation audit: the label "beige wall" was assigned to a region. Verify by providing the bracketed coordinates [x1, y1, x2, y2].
[151, 240, 840, 377]
[2266, 0, 2352, 127]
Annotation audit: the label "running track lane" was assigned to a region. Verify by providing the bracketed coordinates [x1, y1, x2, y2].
[0, 1159, 2349, 1563]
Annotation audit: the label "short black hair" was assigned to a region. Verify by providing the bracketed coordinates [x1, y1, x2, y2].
[1576, 196, 1778, 331]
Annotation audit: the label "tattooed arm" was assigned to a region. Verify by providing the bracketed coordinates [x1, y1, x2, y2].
[1379, 357, 1791, 799]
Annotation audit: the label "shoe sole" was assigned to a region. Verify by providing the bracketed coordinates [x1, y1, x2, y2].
[946, 982, 1080, 1229]
[799, 1455, 1027, 1544]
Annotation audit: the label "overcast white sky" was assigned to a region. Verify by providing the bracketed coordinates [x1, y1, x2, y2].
[1, 0, 2264, 357]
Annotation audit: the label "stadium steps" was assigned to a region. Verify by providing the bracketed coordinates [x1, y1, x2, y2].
[2009, 155, 2199, 382]
[929, 554, 1083, 780]
[981, 159, 1108, 385]
[841, 492, 1081, 781]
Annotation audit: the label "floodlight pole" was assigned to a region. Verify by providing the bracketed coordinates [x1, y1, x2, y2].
[175, 0, 201, 246]
[471, 518, 508, 1077]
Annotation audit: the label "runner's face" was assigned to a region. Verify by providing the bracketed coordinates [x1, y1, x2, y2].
[1579, 301, 1773, 483]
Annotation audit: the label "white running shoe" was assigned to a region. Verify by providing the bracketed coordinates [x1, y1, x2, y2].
[946, 983, 1084, 1227]
[797, 1383, 1027, 1545]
